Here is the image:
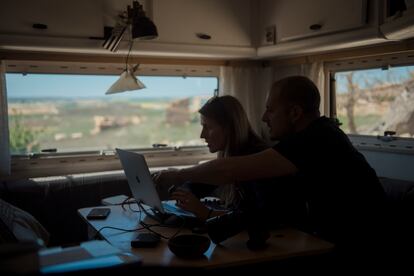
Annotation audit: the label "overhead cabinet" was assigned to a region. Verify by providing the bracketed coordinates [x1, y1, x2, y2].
[380, 0, 414, 40]
[260, 0, 368, 43]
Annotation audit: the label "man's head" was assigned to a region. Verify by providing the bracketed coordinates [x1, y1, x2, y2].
[262, 76, 321, 140]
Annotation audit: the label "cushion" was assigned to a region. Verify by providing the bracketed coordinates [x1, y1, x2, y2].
[0, 198, 49, 246]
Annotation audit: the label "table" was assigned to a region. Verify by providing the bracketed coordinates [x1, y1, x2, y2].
[78, 204, 334, 269]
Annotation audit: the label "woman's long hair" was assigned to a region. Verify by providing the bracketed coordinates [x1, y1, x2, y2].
[198, 95, 265, 206]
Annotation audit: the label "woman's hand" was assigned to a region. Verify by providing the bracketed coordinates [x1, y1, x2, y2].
[152, 169, 183, 200]
[170, 190, 209, 220]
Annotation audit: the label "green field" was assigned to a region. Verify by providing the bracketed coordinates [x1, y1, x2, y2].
[337, 114, 382, 134]
[8, 97, 205, 154]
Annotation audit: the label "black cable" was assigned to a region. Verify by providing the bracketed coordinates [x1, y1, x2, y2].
[137, 201, 186, 240]
[93, 199, 186, 240]
[122, 197, 144, 230]
[121, 196, 137, 211]
[93, 222, 166, 240]
[93, 225, 145, 240]
[139, 221, 170, 239]
[94, 198, 143, 240]
[137, 202, 172, 239]
[124, 31, 134, 70]
[136, 202, 169, 238]
[127, 200, 141, 213]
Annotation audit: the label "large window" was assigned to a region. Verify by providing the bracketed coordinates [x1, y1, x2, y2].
[334, 65, 414, 137]
[7, 74, 218, 155]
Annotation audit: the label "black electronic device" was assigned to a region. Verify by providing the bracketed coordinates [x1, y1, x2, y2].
[168, 234, 210, 258]
[131, 233, 160, 248]
[205, 210, 269, 250]
[86, 208, 111, 220]
[205, 180, 271, 250]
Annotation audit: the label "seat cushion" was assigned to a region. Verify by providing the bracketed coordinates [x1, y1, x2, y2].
[0, 198, 49, 245]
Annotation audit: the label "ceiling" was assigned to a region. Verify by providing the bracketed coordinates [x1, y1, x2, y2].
[1, 0, 410, 60]
[0, 0, 254, 59]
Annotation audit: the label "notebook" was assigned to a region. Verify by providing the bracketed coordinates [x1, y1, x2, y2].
[116, 148, 196, 221]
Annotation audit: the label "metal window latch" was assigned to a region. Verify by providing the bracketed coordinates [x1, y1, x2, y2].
[28, 153, 40, 159]
[28, 148, 57, 159]
[378, 131, 397, 142]
[152, 143, 168, 148]
[41, 148, 57, 153]
[100, 150, 115, 156]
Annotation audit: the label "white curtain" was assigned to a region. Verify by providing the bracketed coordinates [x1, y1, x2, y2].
[273, 61, 325, 114]
[273, 62, 324, 88]
[217, 62, 324, 141]
[0, 60, 10, 176]
[219, 66, 274, 136]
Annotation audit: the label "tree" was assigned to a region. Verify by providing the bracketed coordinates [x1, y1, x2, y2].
[340, 69, 409, 135]
[9, 112, 40, 154]
[344, 72, 359, 134]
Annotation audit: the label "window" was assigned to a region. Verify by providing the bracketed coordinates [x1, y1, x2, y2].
[6, 74, 218, 155]
[334, 65, 414, 137]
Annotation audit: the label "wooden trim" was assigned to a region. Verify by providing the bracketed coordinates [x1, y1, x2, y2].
[0, 50, 227, 66]
[0, 50, 267, 67]
[6, 148, 216, 181]
[270, 39, 414, 66]
[323, 67, 331, 117]
[3, 40, 414, 67]
[225, 60, 264, 67]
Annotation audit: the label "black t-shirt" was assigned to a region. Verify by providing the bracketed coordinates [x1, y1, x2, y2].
[273, 116, 386, 246]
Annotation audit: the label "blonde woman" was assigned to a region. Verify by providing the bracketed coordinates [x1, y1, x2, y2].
[170, 95, 267, 221]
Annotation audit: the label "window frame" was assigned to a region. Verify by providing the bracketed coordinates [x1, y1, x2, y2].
[5, 61, 220, 179]
[325, 51, 414, 153]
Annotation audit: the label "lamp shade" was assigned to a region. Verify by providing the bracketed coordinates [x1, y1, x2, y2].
[105, 68, 146, 94]
[131, 15, 158, 40]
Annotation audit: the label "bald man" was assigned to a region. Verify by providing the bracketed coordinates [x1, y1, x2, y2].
[155, 76, 385, 252]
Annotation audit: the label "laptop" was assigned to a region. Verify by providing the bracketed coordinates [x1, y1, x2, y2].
[116, 148, 196, 222]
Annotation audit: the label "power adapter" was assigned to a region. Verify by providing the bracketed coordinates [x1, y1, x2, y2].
[131, 233, 161, 248]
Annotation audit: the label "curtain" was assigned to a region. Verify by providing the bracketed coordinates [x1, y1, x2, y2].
[0, 60, 10, 176]
[219, 65, 273, 136]
[217, 62, 325, 141]
[273, 62, 324, 87]
[273, 61, 325, 114]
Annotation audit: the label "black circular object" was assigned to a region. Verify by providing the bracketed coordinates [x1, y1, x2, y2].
[309, 24, 322, 31]
[196, 33, 211, 40]
[168, 234, 210, 258]
[32, 23, 48, 30]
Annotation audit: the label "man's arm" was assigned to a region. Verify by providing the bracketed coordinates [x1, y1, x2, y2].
[156, 148, 298, 186]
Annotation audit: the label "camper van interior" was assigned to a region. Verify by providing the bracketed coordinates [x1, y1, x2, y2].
[1, 0, 413, 273]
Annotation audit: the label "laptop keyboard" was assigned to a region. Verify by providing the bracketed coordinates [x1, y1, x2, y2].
[162, 201, 196, 217]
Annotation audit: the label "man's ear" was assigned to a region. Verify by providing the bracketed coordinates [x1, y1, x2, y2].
[289, 105, 303, 123]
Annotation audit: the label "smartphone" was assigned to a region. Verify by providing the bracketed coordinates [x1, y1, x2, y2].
[86, 208, 111, 220]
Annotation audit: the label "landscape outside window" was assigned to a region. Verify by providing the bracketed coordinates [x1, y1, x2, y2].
[6, 74, 217, 155]
[335, 65, 414, 137]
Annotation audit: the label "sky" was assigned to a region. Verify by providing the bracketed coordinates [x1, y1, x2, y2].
[6, 64, 414, 98]
[335, 65, 414, 93]
[6, 74, 218, 99]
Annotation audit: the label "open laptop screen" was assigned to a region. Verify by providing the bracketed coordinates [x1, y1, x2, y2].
[116, 148, 165, 214]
